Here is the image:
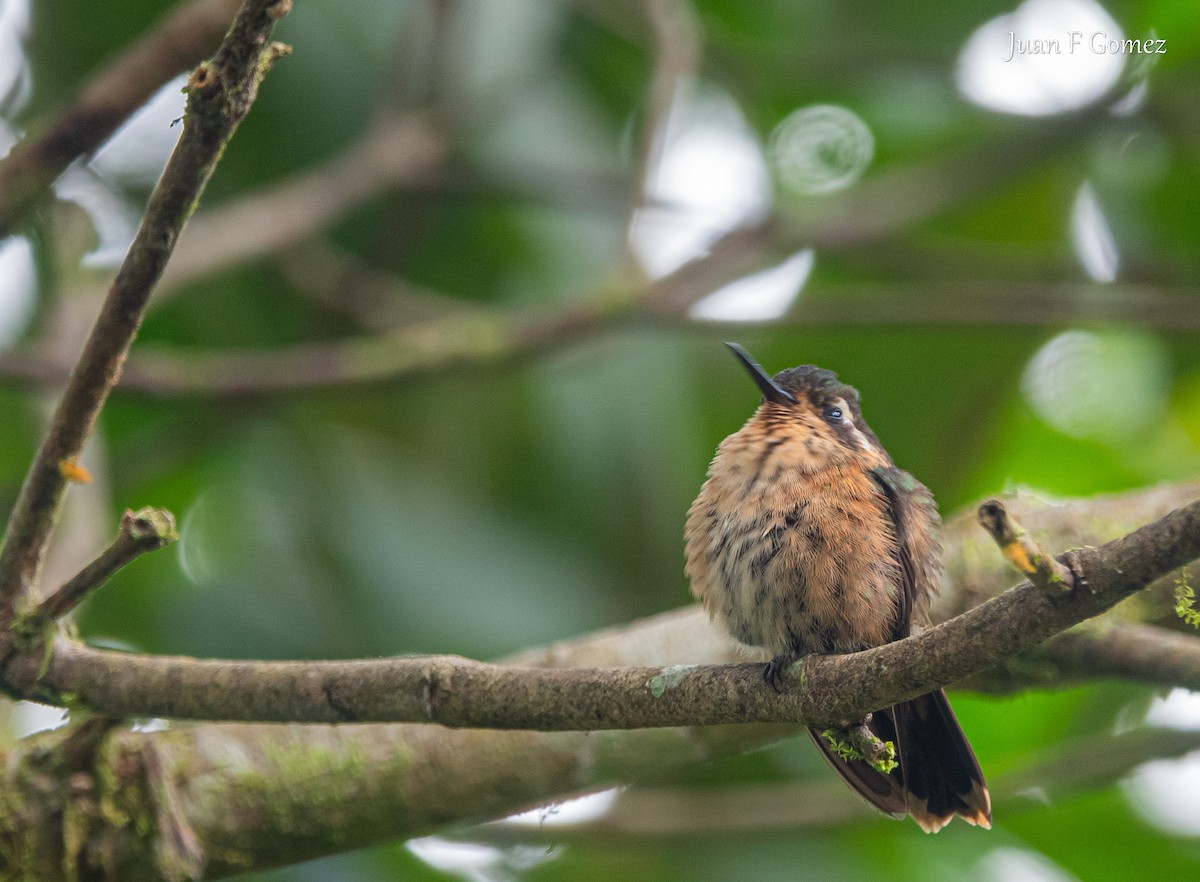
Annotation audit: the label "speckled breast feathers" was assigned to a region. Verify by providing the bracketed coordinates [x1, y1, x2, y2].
[683, 363, 942, 658]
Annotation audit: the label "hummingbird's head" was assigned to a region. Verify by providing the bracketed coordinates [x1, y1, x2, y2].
[724, 342, 890, 465]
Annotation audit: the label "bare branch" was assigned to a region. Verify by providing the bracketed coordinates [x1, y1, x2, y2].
[1040, 623, 1200, 691]
[15, 646, 785, 725]
[499, 779, 862, 839]
[0, 278, 1196, 397]
[276, 240, 466, 329]
[978, 498, 1075, 592]
[3, 492, 1198, 728]
[117, 296, 617, 396]
[30, 508, 177, 625]
[0, 0, 290, 614]
[771, 280, 1200, 331]
[0, 0, 244, 238]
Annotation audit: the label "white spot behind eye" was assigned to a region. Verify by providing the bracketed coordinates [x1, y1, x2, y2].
[828, 397, 881, 453]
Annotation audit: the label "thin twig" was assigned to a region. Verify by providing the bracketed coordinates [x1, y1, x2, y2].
[821, 718, 896, 773]
[978, 498, 1075, 592]
[276, 241, 465, 330]
[0, 0, 291, 615]
[0, 0, 244, 238]
[118, 296, 620, 397]
[770, 280, 1200, 331]
[34, 507, 177, 624]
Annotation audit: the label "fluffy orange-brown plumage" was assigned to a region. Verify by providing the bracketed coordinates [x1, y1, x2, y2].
[684, 345, 990, 832]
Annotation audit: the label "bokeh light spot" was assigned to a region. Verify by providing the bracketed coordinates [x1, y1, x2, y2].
[977, 847, 1079, 882]
[1022, 329, 1169, 443]
[957, 0, 1124, 116]
[0, 235, 36, 349]
[769, 104, 874, 195]
[1070, 181, 1119, 282]
[690, 249, 813, 322]
[630, 88, 770, 279]
[1124, 752, 1200, 837]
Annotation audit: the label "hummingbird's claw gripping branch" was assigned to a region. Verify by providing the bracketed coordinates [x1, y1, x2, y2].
[977, 499, 1075, 593]
[764, 653, 801, 692]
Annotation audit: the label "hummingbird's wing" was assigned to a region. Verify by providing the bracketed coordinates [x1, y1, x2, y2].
[867, 465, 942, 640]
[890, 689, 992, 831]
[867, 466, 991, 831]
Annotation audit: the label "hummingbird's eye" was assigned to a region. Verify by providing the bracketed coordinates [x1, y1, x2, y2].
[823, 406, 844, 423]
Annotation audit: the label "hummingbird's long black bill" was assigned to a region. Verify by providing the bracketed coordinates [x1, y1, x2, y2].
[725, 342, 796, 404]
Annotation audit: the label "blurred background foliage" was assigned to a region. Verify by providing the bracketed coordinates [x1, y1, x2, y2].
[2, 0, 1200, 879]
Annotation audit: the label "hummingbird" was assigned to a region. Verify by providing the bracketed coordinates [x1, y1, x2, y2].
[684, 343, 991, 832]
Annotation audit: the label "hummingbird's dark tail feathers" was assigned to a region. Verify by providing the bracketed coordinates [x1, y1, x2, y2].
[808, 689, 991, 833]
[892, 689, 992, 832]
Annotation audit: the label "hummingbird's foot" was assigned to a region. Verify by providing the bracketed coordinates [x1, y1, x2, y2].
[764, 653, 799, 692]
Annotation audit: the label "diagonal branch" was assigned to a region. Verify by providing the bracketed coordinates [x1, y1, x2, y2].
[25, 507, 177, 627]
[0, 0, 290, 615]
[155, 114, 447, 293]
[0, 0, 244, 238]
[3, 493, 1198, 728]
